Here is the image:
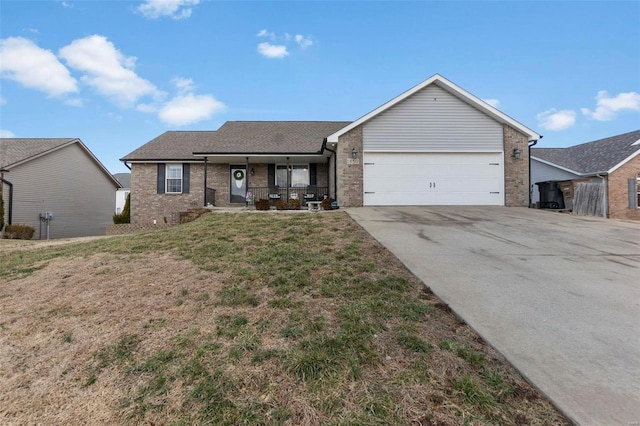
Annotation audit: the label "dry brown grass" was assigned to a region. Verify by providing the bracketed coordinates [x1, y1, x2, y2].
[0, 212, 569, 425]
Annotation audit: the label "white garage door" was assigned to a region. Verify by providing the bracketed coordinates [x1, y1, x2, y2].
[363, 152, 503, 206]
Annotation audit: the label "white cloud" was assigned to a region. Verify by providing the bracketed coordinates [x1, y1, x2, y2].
[483, 98, 500, 108]
[257, 29, 275, 40]
[138, 0, 199, 20]
[61, 1, 73, 8]
[0, 37, 78, 97]
[0, 130, 16, 138]
[0, 96, 6, 105]
[154, 76, 226, 126]
[295, 34, 312, 49]
[159, 93, 225, 126]
[537, 108, 577, 131]
[172, 77, 195, 94]
[580, 90, 640, 121]
[59, 35, 163, 108]
[257, 42, 288, 59]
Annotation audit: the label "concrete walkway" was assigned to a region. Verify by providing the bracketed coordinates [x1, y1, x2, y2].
[347, 206, 640, 425]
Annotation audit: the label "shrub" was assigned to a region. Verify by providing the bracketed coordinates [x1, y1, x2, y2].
[254, 199, 271, 211]
[287, 198, 301, 210]
[321, 197, 334, 211]
[275, 199, 288, 211]
[113, 192, 131, 224]
[4, 224, 35, 240]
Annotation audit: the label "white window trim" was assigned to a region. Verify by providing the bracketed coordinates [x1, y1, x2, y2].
[166, 164, 183, 194]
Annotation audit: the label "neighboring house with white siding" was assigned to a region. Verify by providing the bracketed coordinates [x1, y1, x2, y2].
[121, 74, 540, 224]
[113, 172, 131, 214]
[0, 138, 121, 239]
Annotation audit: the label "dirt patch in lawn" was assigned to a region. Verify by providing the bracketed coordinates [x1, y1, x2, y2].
[0, 212, 569, 425]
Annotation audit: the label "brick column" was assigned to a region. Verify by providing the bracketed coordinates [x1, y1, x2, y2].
[503, 125, 530, 207]
[336, 126, 364, 207]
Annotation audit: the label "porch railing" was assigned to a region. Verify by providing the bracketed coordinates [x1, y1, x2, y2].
[248, 186, 328, 206]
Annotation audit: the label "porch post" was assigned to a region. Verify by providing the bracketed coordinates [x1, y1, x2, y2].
[203, 156, 208, 207]
[245, 156, 249, 207]
[326, 159, 330, 198]
[286, 157, 290, 200]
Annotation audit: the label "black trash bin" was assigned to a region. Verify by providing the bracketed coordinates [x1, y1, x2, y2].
[536, 181, 565, 209]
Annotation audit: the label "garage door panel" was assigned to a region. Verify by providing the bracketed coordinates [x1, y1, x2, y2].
[363, 152, 503, 206]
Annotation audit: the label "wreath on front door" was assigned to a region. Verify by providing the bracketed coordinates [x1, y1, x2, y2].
[233, 170, 245, 181]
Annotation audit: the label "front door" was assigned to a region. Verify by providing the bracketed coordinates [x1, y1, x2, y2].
[230, 166, 246, 203]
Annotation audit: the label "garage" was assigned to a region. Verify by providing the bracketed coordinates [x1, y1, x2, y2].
[326, 74, 541, 207]
[363, 152, 503, 206]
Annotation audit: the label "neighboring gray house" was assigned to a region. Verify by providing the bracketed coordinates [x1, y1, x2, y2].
[0, 138, 121, 239]
[531, 130, 640, 220]
[113, 172, 131, 214]
[121, 74, 541, 224]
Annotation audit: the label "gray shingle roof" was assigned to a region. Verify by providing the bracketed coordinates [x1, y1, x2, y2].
[532, 130, 640, 174]
[113, 173, 131, 188]
[120, 131, 217, 161]
[0, 138, 77, 168]
[120, 121, 351, 161]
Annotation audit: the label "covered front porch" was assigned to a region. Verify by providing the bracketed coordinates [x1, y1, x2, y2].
[198, 154, 334, 208]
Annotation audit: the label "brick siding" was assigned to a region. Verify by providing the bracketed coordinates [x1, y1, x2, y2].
[336, 125, 364, 207]
[132, 161, 332, 222]
[131, 163, 204, 225]
[607, 154, 640, 220]
[503, 124, 530, 207]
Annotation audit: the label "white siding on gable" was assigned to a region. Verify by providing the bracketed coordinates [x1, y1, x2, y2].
[363, 84, 503, 152]
[530, 158, 580, 203]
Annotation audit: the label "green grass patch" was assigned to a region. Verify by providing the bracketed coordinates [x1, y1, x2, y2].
[0, 213, 568, 425]
[452, 374, 496, 410]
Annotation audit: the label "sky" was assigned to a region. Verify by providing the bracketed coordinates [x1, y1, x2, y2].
[1, 0, 639, 175]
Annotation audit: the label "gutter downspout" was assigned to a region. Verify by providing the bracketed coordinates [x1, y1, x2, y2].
[0, 177, 13, 225]
[528, 137, 541, 208]
[123, 161, 131, 170]
[323, 138, 337, 201]
[596, 173, 608, 218]
[203, 157, 208, 207]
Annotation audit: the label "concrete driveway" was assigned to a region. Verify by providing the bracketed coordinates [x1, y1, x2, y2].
[346, 206, 639, 426]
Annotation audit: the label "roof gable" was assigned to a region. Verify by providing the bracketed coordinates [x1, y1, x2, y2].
[531, 129, 640, 175]
[113, 173, 131, 188]
[326, 74, 541, 143]
[1, 138, 76, 168]
[0, 137, 121, 187]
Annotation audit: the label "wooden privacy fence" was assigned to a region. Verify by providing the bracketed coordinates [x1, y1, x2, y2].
[573, 182, 605, 217]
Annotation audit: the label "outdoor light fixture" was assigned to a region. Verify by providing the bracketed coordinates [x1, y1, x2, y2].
[351, 147, 358, 159]
[250, 168, 255, 176]
[513, 148, 522, 159]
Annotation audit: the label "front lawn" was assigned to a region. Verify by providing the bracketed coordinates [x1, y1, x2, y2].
[0, 212, 567, 425]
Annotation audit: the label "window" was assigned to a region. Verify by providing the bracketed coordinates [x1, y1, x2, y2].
[637, 173, 640, 208]
[166, 164, 183, 193]
[276, 164, 309, 187]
